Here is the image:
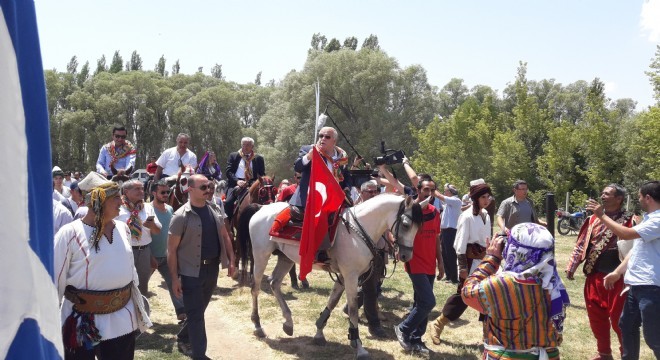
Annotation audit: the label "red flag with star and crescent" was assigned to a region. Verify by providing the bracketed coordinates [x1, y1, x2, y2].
[298, 147, 345, 280]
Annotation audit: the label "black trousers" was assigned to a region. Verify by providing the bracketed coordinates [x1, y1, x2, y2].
[358, 251, 386, 328]
[440, 257, 474, 321]
[178, 260, 219, 359]
[440, 228, 458, 283]
[65, 330, 136, 360]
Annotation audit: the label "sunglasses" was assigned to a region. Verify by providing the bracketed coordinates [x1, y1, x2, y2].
[159, 190, 171, 195]
[318, 134, 332, 140]
[114, 134, 127, 139]
[362, 190, 379, 194]
[295, 176, 302, 179]
[194, 184, 211, 191]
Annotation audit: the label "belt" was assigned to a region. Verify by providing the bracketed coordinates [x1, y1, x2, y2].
[201, 257, 219, 265]
[132, 245, 149, 250]
[64, 283, 132, 314]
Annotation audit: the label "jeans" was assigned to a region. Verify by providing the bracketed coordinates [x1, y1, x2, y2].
[398, 273, 435, 344]
[65, 330, 136, 360]
[620, 285, 660, 360]
[155, 256, 185, 316]
[177, 260, 219, 359]
[440, 228, 458, 283]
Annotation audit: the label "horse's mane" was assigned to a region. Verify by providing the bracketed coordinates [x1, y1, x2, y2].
[353, 193, 423, 226]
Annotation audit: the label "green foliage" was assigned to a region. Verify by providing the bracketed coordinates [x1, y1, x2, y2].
[645, 45, 660, 104]
[155, 55, 166, 76]
[129, 50, 143, 71]
[109, 50, 123, 73]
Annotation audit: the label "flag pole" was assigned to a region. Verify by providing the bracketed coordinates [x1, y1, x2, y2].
[314, 78, 320, 143]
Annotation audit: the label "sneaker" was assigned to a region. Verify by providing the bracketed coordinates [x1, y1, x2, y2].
[177, 340, 193, 357]
[394, 325, 411, 351]
[411, 342, 431, 358]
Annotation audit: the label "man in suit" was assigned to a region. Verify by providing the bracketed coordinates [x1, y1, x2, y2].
[271, 127, 351, 248]
[223, 137, 266, 220]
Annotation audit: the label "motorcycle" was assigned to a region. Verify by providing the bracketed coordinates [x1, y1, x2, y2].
[556, 207, 588, 235]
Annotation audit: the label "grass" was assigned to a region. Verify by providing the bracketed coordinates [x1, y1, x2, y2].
[135, 229, 655, 360]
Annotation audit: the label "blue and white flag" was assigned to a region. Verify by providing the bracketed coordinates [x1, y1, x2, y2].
[0, 0, 63, 358]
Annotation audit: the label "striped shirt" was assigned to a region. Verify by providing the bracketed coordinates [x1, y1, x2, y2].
[462, 256, 560, 359]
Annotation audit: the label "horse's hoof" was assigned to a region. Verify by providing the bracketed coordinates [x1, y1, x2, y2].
[254, 328, 266, 338]
[283, 323, 294, 336]
[356, 348, 371, 360]
[312, 336, 327, 346]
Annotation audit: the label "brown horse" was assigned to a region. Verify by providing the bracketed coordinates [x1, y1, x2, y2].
[166, 165, 194, 212]
[225, 176, 276, 281]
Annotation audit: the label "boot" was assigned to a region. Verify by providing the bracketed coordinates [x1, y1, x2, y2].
[430, 314, 450, 345]
[270, 207, 291, 235]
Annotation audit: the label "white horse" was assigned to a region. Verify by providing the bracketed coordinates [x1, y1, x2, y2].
[238, 193, 427, 359]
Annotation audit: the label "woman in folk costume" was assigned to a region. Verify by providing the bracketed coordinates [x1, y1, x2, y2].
[462, 223, 570, 360]
[54, 173, 151, 359]
[430, 178, 493, 345]
[196, 150, 222, 181]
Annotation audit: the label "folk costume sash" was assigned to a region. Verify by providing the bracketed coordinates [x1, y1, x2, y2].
[238, 149, 254, 181]
[582, 211, 634, 275]
[121, 196, 143, 241]
[318, 145, 348, 182]
[106, 140, 137, 167]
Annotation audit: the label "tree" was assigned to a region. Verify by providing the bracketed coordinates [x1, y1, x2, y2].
[109, 50, 123, 73]
[255, 71, 262, 85]
[438, 78, 469, 117]
[155, 55, 166, 76]
[310, 33, 327, 51]
[172, 59, 180, 75]
[343, 36, 358, 50]
[129, 50, 143, 71]
[77, 61, 90, 87]
[645, 45, 660, 104]
[94, 55, 107, 75]
[211, 64, 223, 79]
[66, 56, 78, 74]
[361, 34, 380, 50]
[324, 38, 341, 52]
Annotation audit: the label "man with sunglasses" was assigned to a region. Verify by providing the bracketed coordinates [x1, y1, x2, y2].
[96, 125, 137, 179]
[150, 180, 186, 323]
[271, 128, 351, 246]
[168, 175, 235, 359]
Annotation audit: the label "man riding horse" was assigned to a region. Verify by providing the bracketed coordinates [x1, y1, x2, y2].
[270, 126, 351, 263]
[224, 137, 266, 221]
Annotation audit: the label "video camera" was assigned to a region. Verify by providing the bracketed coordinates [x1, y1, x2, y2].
[373, 140, 405, 166]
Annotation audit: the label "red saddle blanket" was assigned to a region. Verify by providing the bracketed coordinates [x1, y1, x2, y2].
[269, 210, 342, 245]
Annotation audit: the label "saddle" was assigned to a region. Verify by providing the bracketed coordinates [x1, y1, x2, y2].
[269, 205, 343, 251]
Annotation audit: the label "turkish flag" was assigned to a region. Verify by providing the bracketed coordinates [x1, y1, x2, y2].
[298, 147, 345, 280]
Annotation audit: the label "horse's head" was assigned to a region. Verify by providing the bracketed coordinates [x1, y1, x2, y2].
[392, 195, 425, 263]
[177, 165, 195, 193]
[252, 175, 277, 205]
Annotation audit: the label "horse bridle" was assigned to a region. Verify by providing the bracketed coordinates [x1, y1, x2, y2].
[389, 200, 415, 254]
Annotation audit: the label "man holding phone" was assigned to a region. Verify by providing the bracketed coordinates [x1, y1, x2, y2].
[116, 179, 161, 296]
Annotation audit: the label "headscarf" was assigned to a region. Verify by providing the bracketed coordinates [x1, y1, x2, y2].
[85, 182, 120, 252]
[121, 195, 144, 241]
[469, 178, 492, 202]
[502, 222, 570, 333]
[196, 151, 222, 180]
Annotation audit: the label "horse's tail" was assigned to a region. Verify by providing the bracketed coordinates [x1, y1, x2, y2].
[237, 203, 261, 283]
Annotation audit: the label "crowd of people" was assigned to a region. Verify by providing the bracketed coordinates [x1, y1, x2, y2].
[51, 124, 660, 360]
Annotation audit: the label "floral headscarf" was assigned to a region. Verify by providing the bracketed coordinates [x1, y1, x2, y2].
[503, 223, 570, 333]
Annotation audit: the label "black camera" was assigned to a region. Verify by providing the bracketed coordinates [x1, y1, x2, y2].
[373, 150, 405, 166]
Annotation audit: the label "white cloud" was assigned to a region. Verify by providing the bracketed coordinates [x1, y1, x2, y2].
[641, 0, 660, 42]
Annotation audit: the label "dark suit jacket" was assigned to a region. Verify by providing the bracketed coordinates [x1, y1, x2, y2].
[289, 145, 351, 208]
[226, 152, 265, 188]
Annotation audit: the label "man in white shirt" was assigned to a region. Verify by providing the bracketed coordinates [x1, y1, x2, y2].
[593, 180, 660, 360]
[155, 133, 198, 180]
[53, 199, 73, 234]
[434, 183, 462, 284]
[116, 179, 162, 296]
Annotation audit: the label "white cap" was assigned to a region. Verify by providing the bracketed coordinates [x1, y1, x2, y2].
[78, 172, 112, 192]
[469, 178, 485, 187]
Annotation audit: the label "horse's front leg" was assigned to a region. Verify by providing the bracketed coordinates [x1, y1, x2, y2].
[312, 277, 345, 346]
[270, 255, 295, 336]
[344, 273, 370, 359]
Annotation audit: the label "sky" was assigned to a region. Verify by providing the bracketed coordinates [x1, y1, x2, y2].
[34, 1, 660, 109]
